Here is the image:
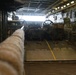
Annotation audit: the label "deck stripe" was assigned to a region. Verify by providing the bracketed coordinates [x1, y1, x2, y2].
[45, 40, 56, 60]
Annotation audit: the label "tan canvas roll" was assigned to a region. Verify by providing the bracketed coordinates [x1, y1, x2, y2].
[0, 43, 23, 58]
[0, 50, 23, 75]
[2, 42, 22, 54]
[12, 29, 24, 41]
[8, 36, 24, 50]
[3, 37, 24, 53]
[0, 61, 18, 75]
[0, 47, 23, 62]
[0, 29, 24, 75]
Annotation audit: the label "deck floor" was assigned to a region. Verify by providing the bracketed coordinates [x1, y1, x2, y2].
[24, 62, 76, 75]
[24, 40, 76, 75]
[24, 40, 76, 61]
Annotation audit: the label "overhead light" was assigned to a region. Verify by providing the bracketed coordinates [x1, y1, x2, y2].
[17, 15, 46, 22]
[55, 8, 57, 10]
[61, 6, 64, 9]
[67, 3, 70, 6]
[64, 5, 66, 7]
[57, 7, 60, 9]
[71, 1, 74, 4]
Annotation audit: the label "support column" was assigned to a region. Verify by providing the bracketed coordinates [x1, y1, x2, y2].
[2, 11, 8, 41]
[0, 11, 2, 42]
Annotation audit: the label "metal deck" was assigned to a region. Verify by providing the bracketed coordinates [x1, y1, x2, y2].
[24, 61, 76, 75]
[24, 40, 76, 61]
[24, 41, 76, 75]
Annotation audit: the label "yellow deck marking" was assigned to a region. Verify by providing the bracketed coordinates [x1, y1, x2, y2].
[45, 40, 56, 60]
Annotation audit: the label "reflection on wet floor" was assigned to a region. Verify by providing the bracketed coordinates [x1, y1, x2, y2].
[25, 40, 76, 61]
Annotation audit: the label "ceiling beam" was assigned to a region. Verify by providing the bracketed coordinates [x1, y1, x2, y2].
[41, 0, 60, 13]
[35, 3, 42, 12]
[27, 1, 31, 12]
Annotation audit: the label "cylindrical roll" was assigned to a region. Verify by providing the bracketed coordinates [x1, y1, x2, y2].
[0, 29, 25, 75]
[0, 43, 22, 57]
[3, 36, 24, 54]
[0, 50, 22, 74]
[12, 29, 24, 41]
[0, 61, 18, 75]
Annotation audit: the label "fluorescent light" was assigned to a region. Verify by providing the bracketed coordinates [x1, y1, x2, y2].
[17, 15, 46, 22]
[67, 3, 70, 6]
[71, 1, 74, 4]
[8, 17, 12, 20]
[64, 5, 66, 7]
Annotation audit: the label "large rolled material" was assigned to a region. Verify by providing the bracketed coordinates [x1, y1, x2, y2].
[12, 29, 24, 41]
[0, 43, 22, 57]
[0, 50, 23, 75]
[3, 36, 24, 58]
[3, 36, 24, 55]
[0, 29, 24, 75]
[0, 61, 18, 75]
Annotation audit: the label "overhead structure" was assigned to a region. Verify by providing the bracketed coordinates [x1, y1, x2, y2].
[15, 0, 76, 16]
[16, 0, 58, 15]
[0, 0, 25, 11]
[46, 0, 76, 17]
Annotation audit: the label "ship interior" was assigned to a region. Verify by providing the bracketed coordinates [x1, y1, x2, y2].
[0, 0, 76, 75]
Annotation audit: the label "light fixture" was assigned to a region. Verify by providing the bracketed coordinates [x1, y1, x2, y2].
[64, 5, 66, 7]
[71, 1, 74, 4]
[55, 8, 57, 10]
[17, 15, 46, 22]
[57, 7, 60, 9]
[61, 6, 64, 9]
[67, 3, 70, 6]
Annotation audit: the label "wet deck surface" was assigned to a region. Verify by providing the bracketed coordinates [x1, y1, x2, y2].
[25, 40, 76, 61]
